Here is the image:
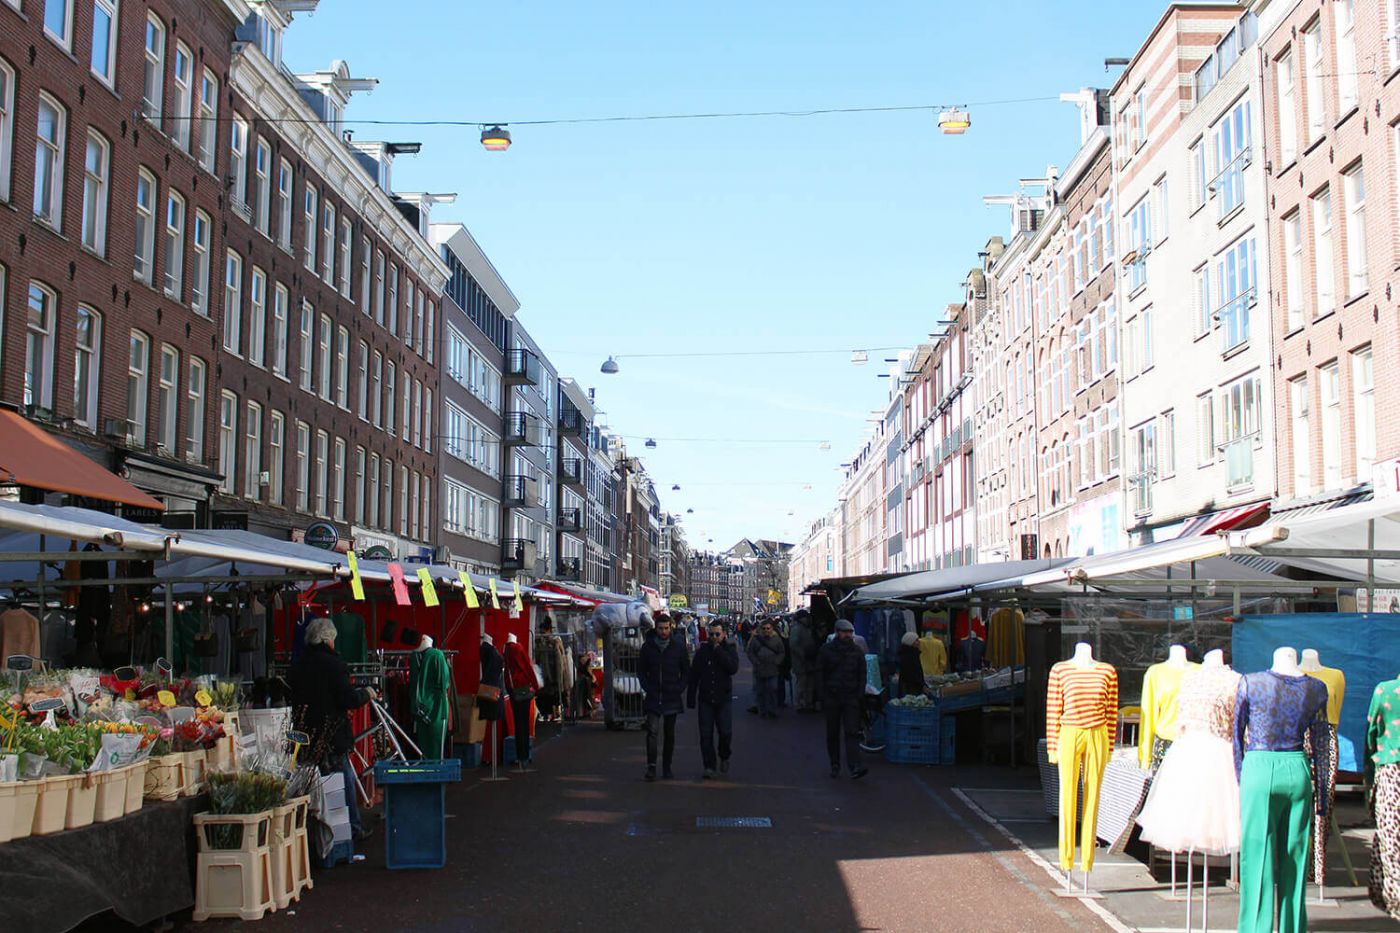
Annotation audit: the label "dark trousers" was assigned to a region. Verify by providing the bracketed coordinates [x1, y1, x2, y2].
[825, 699, 863, 772]
[756, 676, 780, 716]
[645, 712, 677, 770]
[697, 700, 733, 770]
[510, 697, 533, 764]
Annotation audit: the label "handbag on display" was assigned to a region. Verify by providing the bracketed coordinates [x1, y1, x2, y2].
[509, 687, 536, 703]
[476, 683, 501, 702]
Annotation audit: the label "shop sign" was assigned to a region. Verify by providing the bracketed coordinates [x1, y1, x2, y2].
[361, 545, 393, 560]
[121, 506, 164, 525]
[303, 522, 340, 551]
[668, 594, 689, 608]
[212, 510, 249, 531]
[1373, 457, 1400, 500]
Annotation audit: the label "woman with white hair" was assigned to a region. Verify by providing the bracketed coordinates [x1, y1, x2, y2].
[291, 617, 378, 841]
[897, 631, 928, 698]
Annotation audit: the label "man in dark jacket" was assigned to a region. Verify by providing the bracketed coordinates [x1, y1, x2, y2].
[746, 620, 787, 719]
[789, 610, 818, 712]
[687, 620, 740, 779]
[291, 617, 378, 838]
[638, 612, 690, 781]
[818, 619, 868, 779]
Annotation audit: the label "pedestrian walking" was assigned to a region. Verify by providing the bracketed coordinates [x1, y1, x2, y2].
[789, 609, 818, 712]
[777, 617, 792, 708]
[819, 619, 868, 779]
[746, 619, 787, 719]
[638, 611, 690, 781]
[687, 620, 739, 779]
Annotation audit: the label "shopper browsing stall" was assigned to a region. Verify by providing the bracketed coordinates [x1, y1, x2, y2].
[504, 633, 540, 771]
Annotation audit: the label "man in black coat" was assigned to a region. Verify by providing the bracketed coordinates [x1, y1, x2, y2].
[638, 612, 690, 781]
[290, 617, 378, 839]
[818, 619, 868, 779]
[687, 619, 740, 779]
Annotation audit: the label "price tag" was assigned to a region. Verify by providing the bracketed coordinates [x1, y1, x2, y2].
[195, 690, 212, 708]
[157, 690, 177, 707]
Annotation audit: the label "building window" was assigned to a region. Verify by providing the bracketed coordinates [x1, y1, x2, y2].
[295, 421, 310, 511]
[317, 313, 332, 400]
[298, 303, 313, 391]
[1320, 362, 1342, 488]
[387, 266, 398, 334]
[276, 159, 292, 250]
[1311, 186, 1335, 315]
[1127, 196, 1150, 291]
[269, 411, 284, 505]
[335, 325, 349, 408]
[337, 219, 351, 297]
[1219, 376, 1260, 488]
[401, 378, 410, 441]
[1214, 236, 1256, 352]
[332, 437, 346, 521]
[163, 190, 185, 299]
[81, 131, 109, 255]
[1159, 410, 1176, 477]
[33, 94, 65, 228]
[1283, 211, 1303, 331]
[425, 303, 435, 364]
[248, 267, 267, 367]
[197, 70, 218, 172]
[371, 351, 383, 426]
[404, 280, 415, 346]
[243, 401, 262, 498]
[385, 362, 396, 434]
[1190, 137, 1210, 208]
[357, 340, 369, 419]
[412, 379, 422, 447]
[1289, 376, 1310, 494]
[399, 464, 409, 536]
[157, 344, 178, 453]
[188, 209, 210, 315]
[1131, 422, 1156, 514]
[44, 0, 73, 49]
[253, 137, 271, 235]
[141, 14, 164, 121]
[353, 446, 366, 523]
[373, 251, 385, 325]
[0, 59, 13, 202]
[271, 284, 288, 376]
[321, 203, 335, 283]
[1342, 163, 1367, 298]
[1133, 85, 1147, 150]
[1352, 346, 1374, 477]
[314, 430, 329, 516]
[383, 459, 394, 531]
[1193, 263, 1210, 336]
[72, 306, 100, 429]
[1302, 22, 1325, 143]
[171, 43, 192, 151]
[217, 391, 237, 493]
[229, 116, 248, 213]
[1335, 0, 1358, 113]
[424, 388, 432, 453]
[368, 454, 381, 527]
[359, 237, 371, 315]
[186, 357, 205, 461]
[410, 470, 420, 540]
[134, 168, 156, 283]
[24, 282, 56, 411]
[1196, 391, 1214, 466]
[303, 185, 317, 271]
[415, 291, 426, 356]
[223, 250, 242, 354]
[127, 331, 149, 444]
[90, 0, 117, 85]
[1210, 98, 1250, 218]
[1277, 49, 1297, 165]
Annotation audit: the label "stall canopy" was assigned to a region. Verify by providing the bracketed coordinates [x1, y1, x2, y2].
[532, 581, 634, 605]
[0, 411, 166, 511]
[845, 559, 1073, 605]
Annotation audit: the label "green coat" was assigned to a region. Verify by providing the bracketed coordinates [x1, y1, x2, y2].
[409, 647, 450, 759]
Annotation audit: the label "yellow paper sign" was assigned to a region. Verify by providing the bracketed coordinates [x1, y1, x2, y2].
[347, 551, 366, 602]
[195, 690, 212, 708]
[157, 690, 177, 708]
[416, 568, 440, 607]
[512, 578, 524, 613]
[458, 571, 479, 609]
[488, 579, 501, 610]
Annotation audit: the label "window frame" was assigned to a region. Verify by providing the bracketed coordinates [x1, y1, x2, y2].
[24, 281, 57, 412]
[81, 130, 110, 255]
[170, 42, 193, 151]
[32, 93, 66, 229]
[197, 69, 218, 172]
[72, 305, 101, 429]
[141, 13, 165, 122]
[133, 168, 156, 284]
[162, 188, 186, 300]
[186, 356, 206, 462]
[156, 343, 179, 453]
[89, 0, 119, 87]
[127, 330, 150, 445]
[222, 249, 243, 355]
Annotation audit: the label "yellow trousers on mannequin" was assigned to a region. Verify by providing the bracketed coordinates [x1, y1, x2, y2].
[1056, 722, 1109, 872]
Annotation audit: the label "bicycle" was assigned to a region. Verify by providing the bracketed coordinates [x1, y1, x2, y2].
[858, 686, 888, 753]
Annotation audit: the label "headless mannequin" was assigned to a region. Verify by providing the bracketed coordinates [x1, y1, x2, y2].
[409, 634, 448, 758]
[1298, 648, 1321, 673]
[1166, 644, 1189, 667]
[1272, 646, 1303, 676]
[1071, 642, 1094, 667]
[1201, 648, 1225, 669]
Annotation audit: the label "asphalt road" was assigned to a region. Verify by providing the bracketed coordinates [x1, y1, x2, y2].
[184, 670, 1108, 933]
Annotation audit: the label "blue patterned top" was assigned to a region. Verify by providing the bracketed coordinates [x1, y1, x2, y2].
[1234, 671, 1330, 811]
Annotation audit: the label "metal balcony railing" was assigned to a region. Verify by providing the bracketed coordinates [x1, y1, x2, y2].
[502, 537, 536, 570]
[558, 507, 582, 532]
[504, 474, 537, 507]
[1223, 434, 1256, 489]
[505, 348, 540, 386]
[559, 457, 583, 486]
[559, 406, 584, 436]
[505, 411, 540, 447]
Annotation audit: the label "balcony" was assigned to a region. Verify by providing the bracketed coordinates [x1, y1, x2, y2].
[559, 457, 584, 486]
[505, 348, 541, 386]
[559, 405, 585, 436]
[559, 507, 582, 533]
[501, 537, 537, 572]
[503, 473, 538, 508]
[505, 411, 541, 447]
[555, 556, 582, 581]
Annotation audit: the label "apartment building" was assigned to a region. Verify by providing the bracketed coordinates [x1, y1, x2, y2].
[1262, 0, 1399, 510]
[555, 378, 593, 582]
[837, 423, 886, 577]
[586, 426, 622, 591]
[882, 388, 908, 572]
[502, 321, 555, 580]
[658, 511, 690, 601]
[787, 507, 842, 609]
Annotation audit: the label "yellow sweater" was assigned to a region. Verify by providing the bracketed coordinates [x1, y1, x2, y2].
[918, 635, 948, 676]
[1138, 661, 1197, 769]
[1307, 666, 1346, 726]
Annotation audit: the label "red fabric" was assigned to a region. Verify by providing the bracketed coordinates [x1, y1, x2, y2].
[504, 639, 539, 691]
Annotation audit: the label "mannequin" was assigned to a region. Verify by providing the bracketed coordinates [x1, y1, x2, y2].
[409, 634, 450, 759]
[1300, 648, 1346, 726]
[1047, 642, 1118, 889]
[1201, 648, 1225, 668]
[1299, 648, 1343, 890]
[1235, 647, 1330, 933]
[504, 630, 540, 770]
[917, 629, 948, 677]
[1366, 671, 1400, 919]
[1138, 644, 1198, 770]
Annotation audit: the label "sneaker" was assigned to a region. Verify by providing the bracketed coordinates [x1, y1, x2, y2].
[644, 766, 656, 782]
[719, 758, 730, 775]
[851, 767, 869, 780]
[830, 764, 841, 778]
[703, 768, 717, 779]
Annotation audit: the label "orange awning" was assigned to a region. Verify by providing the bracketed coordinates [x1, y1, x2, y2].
[0, 411, 165, 511]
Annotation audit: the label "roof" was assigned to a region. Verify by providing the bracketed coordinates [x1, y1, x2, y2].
[0, 412, 166, 511]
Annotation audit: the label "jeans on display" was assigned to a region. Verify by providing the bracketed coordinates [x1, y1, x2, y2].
[333, 752, 362, 835]
[510, 697, 533, 764]
[756, 676, 780, 716]
[1055, 722, 1109, 872]
[825, 699, 863, 772]
[697, 700, 733, 771]
[645, 712, 677, 770]
[1238, 750, 1313, 933]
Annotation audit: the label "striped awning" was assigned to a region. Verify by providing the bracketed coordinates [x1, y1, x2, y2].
[1175, 501, 1270, 538]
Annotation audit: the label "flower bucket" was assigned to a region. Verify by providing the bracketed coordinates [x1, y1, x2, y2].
[65, 772, 99, 830]
[19, 752, 47, 781]
[94, 769, 128, 823]
[206, 735, 236, 774]
[124, 760, 149, 814]
[9, 781, 39, 841]
[145, 754, 184, 801]
[0, 782, 19, 843]
[33, 773, 79, 836]
[0, 754, 17, 783]
[181, 749, 208, 796]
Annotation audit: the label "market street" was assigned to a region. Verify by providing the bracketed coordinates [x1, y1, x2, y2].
[187, 676, 1106, 933]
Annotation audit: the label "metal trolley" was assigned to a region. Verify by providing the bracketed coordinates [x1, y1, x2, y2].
[602, 622, 647, 730]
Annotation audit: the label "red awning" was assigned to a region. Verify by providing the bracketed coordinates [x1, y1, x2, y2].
[1177, 502, 1269, 538]
[0, 411, 165, 511]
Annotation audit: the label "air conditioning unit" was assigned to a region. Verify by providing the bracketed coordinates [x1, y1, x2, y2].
[258, 471, 271, 486]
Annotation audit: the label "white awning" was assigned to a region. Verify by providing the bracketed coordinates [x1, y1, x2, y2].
[846, 559, 1073, 604]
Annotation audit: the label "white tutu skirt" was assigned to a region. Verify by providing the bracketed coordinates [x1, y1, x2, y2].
[1136, 731, 1240, 856]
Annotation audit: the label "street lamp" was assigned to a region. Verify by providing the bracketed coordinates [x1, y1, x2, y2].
[480, 125, 512, 151]
[645, 438, 657, 448]
[938, 108, 971, 134]
[600, 356, 620, 374]
[672, 484, 680, 491]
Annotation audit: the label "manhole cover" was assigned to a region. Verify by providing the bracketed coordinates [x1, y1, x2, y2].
[696, 816, 772, 829]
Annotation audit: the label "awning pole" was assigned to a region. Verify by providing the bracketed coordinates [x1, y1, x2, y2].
[165, 589, 174, 666]
[36, 534, 46, 618]
[1367, 519, 1376, 612]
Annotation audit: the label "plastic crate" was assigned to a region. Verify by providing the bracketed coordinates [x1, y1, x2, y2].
[885, 733, 942, 764]
[939, 727, 957, 765]
[373, 760, 462, 870]
[454, 743, 481, 768]
[319, 839, 354, 868]
[884, 704, 939, 729]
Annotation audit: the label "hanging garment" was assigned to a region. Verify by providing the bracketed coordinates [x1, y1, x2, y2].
[0, 607, 40, 662]
[1307, 666, 1346, 726]
[478, 642, 506, 722]
[1046, 659, 1118, 872]
[410, 646, 451, 759]
[1137, 660, 1198, 770]
[1136, 665, 1243, 855]
[331, 612, 368, 664]
[1305, 723, 1338, 884]
[985, 608, 1025, 668]
[1238, 751, 1314, 933]
[917, 634, 948, 677]
[1370, 763, 1400, 921]
[39, 611, 75, 668]
[954, 635, 985, 672]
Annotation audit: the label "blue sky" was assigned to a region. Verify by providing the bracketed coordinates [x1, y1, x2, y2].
[286, 1, 1163, 554]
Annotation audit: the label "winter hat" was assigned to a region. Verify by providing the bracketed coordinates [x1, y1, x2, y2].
[901, 632, 919, 647]
[835, 619, 855, 632]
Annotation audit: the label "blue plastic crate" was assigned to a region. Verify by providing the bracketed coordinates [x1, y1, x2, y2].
[319, 839, 354, 868]
[373, 759, 462, 869]
[939, 727, 957, 765]
[885, 734, 942, 764]
[884, 704, 939, 729]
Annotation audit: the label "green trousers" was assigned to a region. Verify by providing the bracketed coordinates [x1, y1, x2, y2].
[1238, 751, 1313, 933]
